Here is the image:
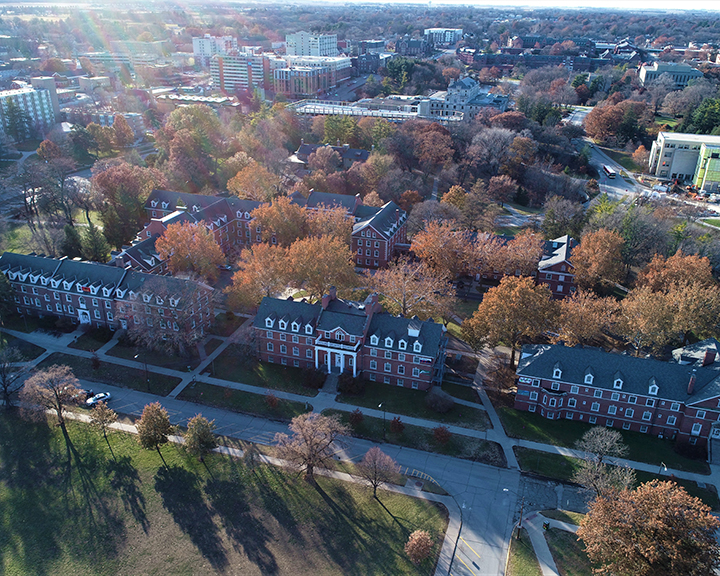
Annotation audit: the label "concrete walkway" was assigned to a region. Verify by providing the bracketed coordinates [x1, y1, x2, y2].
[520, 512, 578, 576]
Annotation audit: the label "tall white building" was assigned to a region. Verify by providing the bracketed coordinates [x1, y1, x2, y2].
[648, 131, 720, 181]
[638, 62, 703, 90]
[423, 28, 463, 46]
[0, 87, 55, 140]
[286, 31, 338, 57]
[193, 34, 238, 67]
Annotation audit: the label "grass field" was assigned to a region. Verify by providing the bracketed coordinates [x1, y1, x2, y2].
[69, 327, 115, 352]
[178, 382, 312, 421]
[496, 406, 710, 474]
[210, 313, 247, 337]
[704, 218, 720, 228]
[337, 381, 491, 431]
[107, 340, 201, 371]
[545, 528, 594, 576]
[326, 409, 506, 467]
[0, 413, 448, 576]
[440, 382, 480, 403]
[598, 147, 643, 173]
[211, 346, 320, 397]
[1, 334, 45, 360]
[541, 510, 585, 526]
[204, 338, 224, 356]
[506, 528, 543, 576]
[37, 352, 181, 396]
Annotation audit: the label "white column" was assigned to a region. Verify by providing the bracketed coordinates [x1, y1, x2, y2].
[326, 352, 331, 374]
[352, 352, 357, 378]
[339, 353, 344, 373]
[315, 347, 319, 370]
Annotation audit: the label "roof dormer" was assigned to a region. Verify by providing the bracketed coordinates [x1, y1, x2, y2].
[584, 367, 594, 385]
[553, 362, 562, 380]
[399, 339, 407, 350]
[142, 293, 151, 303]
[305, 323, 313, 334]
[151, 200, 158, 207]
[291, 321, 299, 332]
[384, 336, 393, 348]
[613, 371, 624, 390]
[370, 334, 379, 346]
[265, 317, 275, 328]
[279, 319, 287, 330]
[413, 341, 422, 353]
[648, 378, 658, 396]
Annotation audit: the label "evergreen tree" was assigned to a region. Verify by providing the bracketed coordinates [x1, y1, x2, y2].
[61, 224, 83, 258]
[80, 222, 110, 263]
[4, 100, 31, 142]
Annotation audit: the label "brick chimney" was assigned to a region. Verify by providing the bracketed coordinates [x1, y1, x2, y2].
[395, 209, 400, 223]
[322, 286, 337, 309]
[703, 350, 716, 366]
[688, 368, 697, 395]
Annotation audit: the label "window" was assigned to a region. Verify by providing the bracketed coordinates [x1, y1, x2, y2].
[385, 351, 392, 359]
[551, 382, 560, 391]
[292, 335, 299, 343]
[530, 391, 538, 401]
[584, 374, 593, 384]
[646, 398, 655, 407]
[589, 416, 597, 424]
[553, 367, 562, 379]
[93, 310, 100, 319]
[591, 402, 600, 412]
[594, 390, 603, 398]
[606, 419, 614, 427]
[628, 396, 637, 404]
[369, 360, 377, 370]
[279, 344, 287, 354]
[697, 410, 707, 419]
[337, 333, 344, 342]
[370, 348, 377, 357]
[413, 342, 422, 353]
[412, 367, 420, 377]
[306, 337, 313, 345]
[385, 337, 393, 348]
[568, 398, 576, 408]
[528, 405, 536, 412]
[265, 317, 274, 328]
[292, 347, 299, 356]
[306, 349, 313, 359]
[531, 379, 540, 387]
[570, 385, 579, 394]
[611, 392, 620, 401]
[349, 336, 355, 344]
[667, 415, 677, 426]
[692, 422, 702, 436]
[626, 408, 634, 418]
[398, 353, 405, 362]
[614, 379, 623, 389]
[566, 412, 573, 420]
[291, 322, 299, 332]
[398, 365, 405, 375]
[305, 325, 313, 334]
[266, 331, 273, 339]
[279, 333, 286, 341]
[399, 340, 407, 350]
[642, 411, 652, 421]
[384, 362, 391, 372]
[549, 398, 557, 407]
[670, 402, 680, 411]
[608, 405, 617, 415]
[279, 320, 287, 330]
[370, 335, 379, 345]
[267, 342, 274, 351]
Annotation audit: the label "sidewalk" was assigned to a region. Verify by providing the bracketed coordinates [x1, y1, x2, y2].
[520, 512, 578, 576]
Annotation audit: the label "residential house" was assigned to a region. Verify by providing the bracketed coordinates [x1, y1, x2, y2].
[537, 235, 577, 298]
[253, 288, 447, 390]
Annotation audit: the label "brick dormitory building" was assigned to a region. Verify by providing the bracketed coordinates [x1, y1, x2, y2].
[114, 189, 408, 273]
[253, 288, 447, 390]
[515, 339, 720, 454]
[0, 252, 213, 336]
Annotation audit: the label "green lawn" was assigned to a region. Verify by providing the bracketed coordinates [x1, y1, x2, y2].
[0, 413, 448, 576]
[452, 300, 480, 320]
[703, 218, 720, 228]
[106, 340, 201, 371]
[441, 381, 480, 403]
[337, 381, 490, 431]
[506, 528, 543, 576]
[14, 138, 42, 151]
[634, 470, 720, 511]
[68, 327, 115, 352]
[2, 313, 42, 333]
[655, 115, 680, 128]
[496, 407, 710, 474]
[209, 313, 247, 337]
[1, 334, 45, 360]
[542, 510, 585, 526]
[325, 409, 506, 467]
[494, 226, 521, 237]
[514, 447, 582, 483]
[37, 352, 181, 396]
[178, 382, 312, 421]
[545, 528, 594, 576]
[211, 346, 320, 397]
[598, 147, 643, 173]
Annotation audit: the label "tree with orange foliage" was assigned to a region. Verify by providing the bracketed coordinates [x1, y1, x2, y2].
[225, 243, 288, 310]
[578, 481, 720, 576]
[572, 229, 625, 290]
[411, 221, 472, 279]
[307, 205, 352, 245]
[636, 250, 715, 292]
[286, 235, 357, 300]
[554, 290, 619, 346]
[155, 221, 225, 282]
[250, 196, 308, 246]
[36, 139, 63, 162]
[584, 105, 624, 143]
[398, 190, 423, 212]
[112, 114, 134, 148]
[227, 162, 280, 202]
[499, 229, 545, 277]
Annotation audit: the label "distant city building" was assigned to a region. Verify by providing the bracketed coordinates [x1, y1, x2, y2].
[395, 35, 430, 57]
[273, 66, 331, 97]
[29, 76, 60, 122]
[286, 31, 338, 57]
[192, 34, 238, 67]
[78, 75, 111, 95]
[210, 51, 268, 93]
[0, 86, 56, 138]
[66, 109, 144, 138]
[638, 61, 703, 89]
[648, 132, 720, 181]
[417, 76, 509, 121]
[423, 28, 463, 46]
[283, 55, 352, 86]
[155, 93, 239, 113]
[693, 143, 720, 192]
[356, 40, 386, 55]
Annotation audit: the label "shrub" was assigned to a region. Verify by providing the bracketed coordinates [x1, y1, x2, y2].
[405, 530, 433, 564]
[433, 425, 452, 445]
[265, 393, 279, 409]
[390, 416, 405, 434]
[348, 408, 364, 428]
[303, 369, 327, 390]
[425, 387, 455, 413]
[338, 373, 365, 395]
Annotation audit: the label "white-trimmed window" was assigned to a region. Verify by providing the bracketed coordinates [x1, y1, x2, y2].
[370, 335, 379, 345]
[697, 410, 707, 419]
[553, 367, 562, 379]
[614, 378, 623, 389]
[369, 360, 377, 370]
[267, 342, 274, 352]
[370, 348, 377, 357]
[671, 402, 680, 411]
[608, 405, 617, 415]
[529, 405, 536, 412]
[292, 347, 299, 356]
[385, 337, 393, 348]
[412, 367, 420, 377]
[384, 362, 391, 372]
[667, 415, 676, 426]
[305, 324, 313, 334]
[594, 390, 603, 398]
[399, 340, 407, 350]
[626, 408, 634, 418]
[611, 392, 620, 401]
[568, 398, 576, 408]
[646, 398, 655, 407]
[591, 402, 600, 412]
[279, 320, 287, 330]
[589, 416, 597, 424]
[642, 411, 652, 421]
[649, 383, 658, 396]
[265, 317, 274, 328]
[551, 382, 560, 391]
[606, 419, 614, 427]
[385, 350, 392, 359]
[291, 322, 299, 332]
[398, 365, 405, 375]
[530, 391, 538, 401]
[413, 342, 422, 353]
[306, 349, 313, 359]
[691, 422, 702, 436]
[570, 385, 579, 394]
[628, 396, 637, 404]
[280, 344, 287, 354]
[640, 425, 648, 433]
[584, 373, 593, 385]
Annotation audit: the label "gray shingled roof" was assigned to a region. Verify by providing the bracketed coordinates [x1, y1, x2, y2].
[353, 201, 405, 240]
[538, 235, 575, 270]
[306, 191, 359, 213]
[253, 297, 322, 331]
[146, 189, 220, 213]
[317, 299, 368, 335]
[518, 344, 720, 404]
[0, 252, 61, 277]
[367, 313, 444, 356]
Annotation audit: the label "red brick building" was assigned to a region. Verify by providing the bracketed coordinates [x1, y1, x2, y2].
[0, 252, 213, 338]
[536, 235, 577, 299]
[253, 289, 447, 390]
[515, 340, 720, 449]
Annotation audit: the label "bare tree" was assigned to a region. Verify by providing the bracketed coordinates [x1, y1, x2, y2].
[90, 401, 117, 453]
[275, 413, 348, 481]
[572, 426, 635, 498]
[358, 446, 400, 498]
[19, 365, 81, 429]
[0, 346, 26, 410]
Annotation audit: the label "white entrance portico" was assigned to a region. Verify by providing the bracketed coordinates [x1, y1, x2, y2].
[314, 339, 360, 377]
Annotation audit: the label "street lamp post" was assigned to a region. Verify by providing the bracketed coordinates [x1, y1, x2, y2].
[504, 488, 526, 540]
[378, 402, 386, 441]
[134, 353, 149, 391]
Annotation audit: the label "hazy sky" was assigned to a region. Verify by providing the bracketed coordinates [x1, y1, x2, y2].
[416, 0, 717, 9]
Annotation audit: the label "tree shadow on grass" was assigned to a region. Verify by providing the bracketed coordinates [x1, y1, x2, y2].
[154, 465, 228, 571]
[205, 478, 278, 575]
[254, 466, 303, 542]
[107, 455, 149, 533]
